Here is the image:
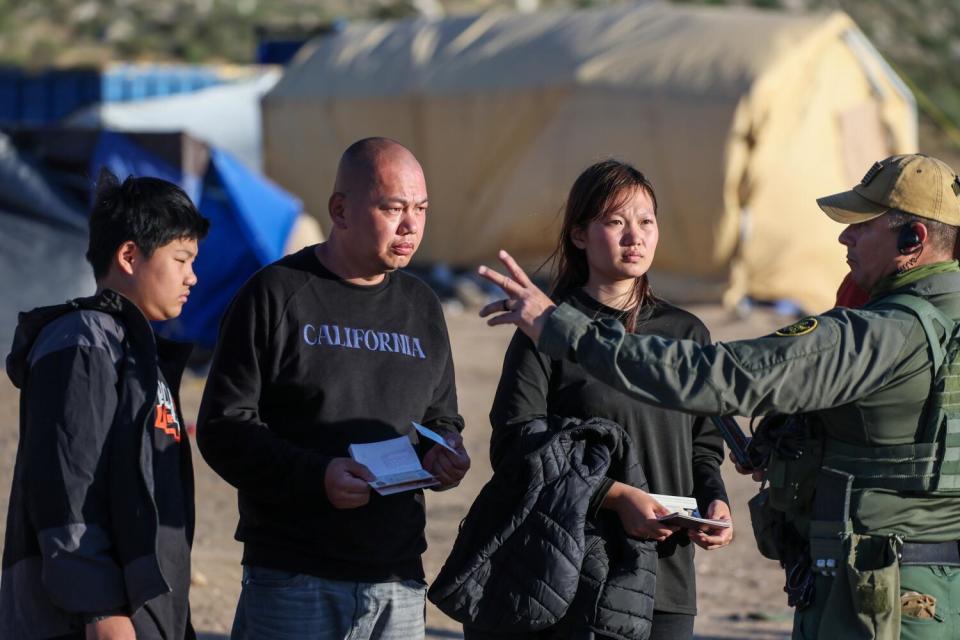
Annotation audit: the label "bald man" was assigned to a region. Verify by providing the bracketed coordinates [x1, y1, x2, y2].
[198, 138, 470, 640]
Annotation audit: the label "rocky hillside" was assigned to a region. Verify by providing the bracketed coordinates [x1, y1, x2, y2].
[0, 0, 956, 154]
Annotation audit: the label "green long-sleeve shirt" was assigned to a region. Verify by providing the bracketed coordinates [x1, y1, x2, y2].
[538, 267, 960, 540]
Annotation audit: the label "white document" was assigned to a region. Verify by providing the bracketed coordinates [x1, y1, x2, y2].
[657, 512, 732, 530]
[412, 421, 458, 454]
[348, 436, 439, 496]
[649, 493, 698, 514]
[648, 493, 730, 530]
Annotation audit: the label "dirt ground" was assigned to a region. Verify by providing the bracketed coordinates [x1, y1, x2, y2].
[0, 303, 799, 639]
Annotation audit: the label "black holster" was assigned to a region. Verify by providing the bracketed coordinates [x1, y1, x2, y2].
[748, 487, 814, 608]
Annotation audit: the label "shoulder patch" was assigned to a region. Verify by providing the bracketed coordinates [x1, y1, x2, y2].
[774, 317, 819, 337]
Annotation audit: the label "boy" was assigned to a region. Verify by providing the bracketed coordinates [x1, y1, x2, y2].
[0, 169, 210, 639]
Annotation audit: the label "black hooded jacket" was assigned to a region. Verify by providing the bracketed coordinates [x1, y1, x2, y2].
[428, 416, 657, 640]
[0, 290, 195, 639]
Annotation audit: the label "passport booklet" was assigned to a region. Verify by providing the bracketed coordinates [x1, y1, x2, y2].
[651, 493, 731, 530]
[348, 436, 439, 496]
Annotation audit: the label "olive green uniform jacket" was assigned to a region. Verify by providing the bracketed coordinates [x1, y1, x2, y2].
[538, 267, 960, 542]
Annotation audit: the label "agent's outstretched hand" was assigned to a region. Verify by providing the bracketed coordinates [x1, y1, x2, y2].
[729, 451, 765, 482]
[478, 250, 557, 344]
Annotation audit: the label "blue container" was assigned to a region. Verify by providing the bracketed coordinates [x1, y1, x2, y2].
[102, 66, 226, 102]
[256, 40, 308, 65]
[48, 70, 100, 121]
[0, 68, 22, 123]
[19, 75, 52, 124]
[0, 65, 238, 125]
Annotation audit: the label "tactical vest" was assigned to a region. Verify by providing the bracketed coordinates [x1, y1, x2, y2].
[820, 293, 960, 495]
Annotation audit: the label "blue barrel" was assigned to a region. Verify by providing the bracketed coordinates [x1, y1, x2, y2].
[0, 64, 245, 124]
[0, 68, 21, 123]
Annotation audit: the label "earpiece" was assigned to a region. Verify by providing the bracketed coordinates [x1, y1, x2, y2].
[897, 224, 922, 255]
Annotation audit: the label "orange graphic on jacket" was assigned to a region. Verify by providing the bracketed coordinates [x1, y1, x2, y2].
[155, 380, 182, 442]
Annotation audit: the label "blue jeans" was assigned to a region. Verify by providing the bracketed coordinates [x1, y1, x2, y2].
[231, 566, 427, 640]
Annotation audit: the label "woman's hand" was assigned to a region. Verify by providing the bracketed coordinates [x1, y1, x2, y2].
[601, 481, 678, 542]
[688, 499, 734, 550]
[478, 250, 557, 344]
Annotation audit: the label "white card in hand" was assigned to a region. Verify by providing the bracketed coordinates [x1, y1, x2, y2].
[348, 436, 439, 495]
[412, 421, 458, 454]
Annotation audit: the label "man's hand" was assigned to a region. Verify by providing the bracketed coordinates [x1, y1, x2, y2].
[601, 481, 678, 542]
[422, 432, 471, 487]
[85, 615, 135, 640]
[688, 499, 734, 550]
[324, 457, 374, 509]
[478, 250, 557, 344]
[729, 451, 765, 482]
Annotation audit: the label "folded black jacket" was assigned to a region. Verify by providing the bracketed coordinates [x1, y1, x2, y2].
[428, 416, 656, 640]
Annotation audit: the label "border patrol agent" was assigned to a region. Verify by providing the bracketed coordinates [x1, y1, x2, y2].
[478, 154, 960, 639]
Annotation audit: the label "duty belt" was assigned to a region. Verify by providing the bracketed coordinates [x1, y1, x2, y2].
[900, 541, 960, 566]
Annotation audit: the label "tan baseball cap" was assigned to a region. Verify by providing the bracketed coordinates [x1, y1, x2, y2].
[817, 154, 960, 225]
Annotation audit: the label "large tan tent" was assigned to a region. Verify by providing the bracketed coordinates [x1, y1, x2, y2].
[262, 2, 916, 312]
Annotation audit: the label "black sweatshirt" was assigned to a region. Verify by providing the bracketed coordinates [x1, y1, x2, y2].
[197, 247, 463, 582]
[489, 290, 728, 615]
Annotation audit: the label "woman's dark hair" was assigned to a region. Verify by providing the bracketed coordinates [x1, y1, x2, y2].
[86, 168, 210, 280]
[549, 159, 658, 332]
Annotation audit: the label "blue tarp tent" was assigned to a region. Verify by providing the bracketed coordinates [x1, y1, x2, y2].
[3, 127, 302, 352]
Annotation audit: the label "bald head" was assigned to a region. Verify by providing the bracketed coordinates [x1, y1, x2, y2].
[323, 137, 429, 280]
[334, 137, 423, 196]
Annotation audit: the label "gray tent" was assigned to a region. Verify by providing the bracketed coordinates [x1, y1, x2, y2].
[0, 133, 94, 351]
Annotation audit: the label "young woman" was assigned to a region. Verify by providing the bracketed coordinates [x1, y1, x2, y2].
[485, 160, 732, 639]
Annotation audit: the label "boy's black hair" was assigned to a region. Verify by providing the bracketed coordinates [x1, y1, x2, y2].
[86, 168, 210, 280]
